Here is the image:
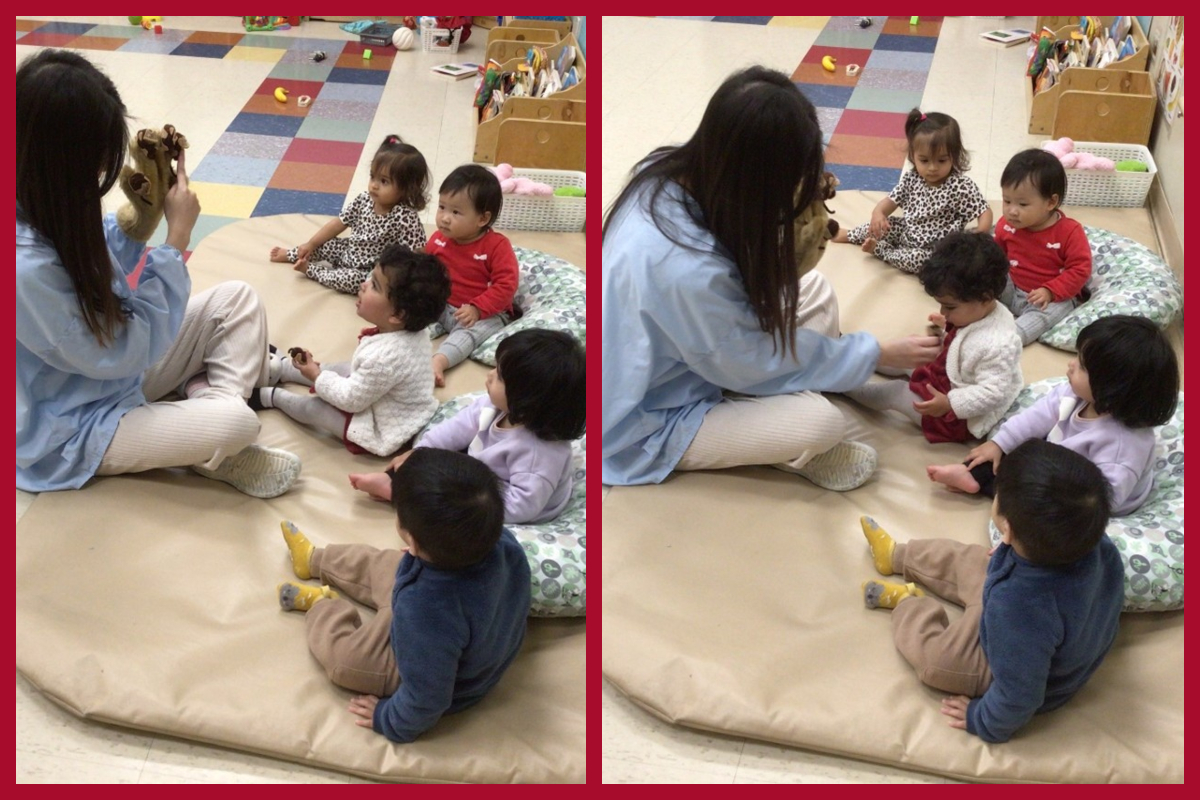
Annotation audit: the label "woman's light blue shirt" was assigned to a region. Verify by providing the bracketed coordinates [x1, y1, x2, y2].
[602, 181, 880, 485]
[16, 211, 190, 491]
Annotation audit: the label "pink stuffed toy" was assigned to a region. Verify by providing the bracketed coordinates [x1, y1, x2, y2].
[489, 163, 554, 195]
[1042, 137, 1115, 171]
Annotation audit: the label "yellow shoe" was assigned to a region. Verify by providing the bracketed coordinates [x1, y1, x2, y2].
[860, 515, 896, 575]
[278, 582, 337, 612]
[862, 580, 924, 609]
[280, 520, 314, 579]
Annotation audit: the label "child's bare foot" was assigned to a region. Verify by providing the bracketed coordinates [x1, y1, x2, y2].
[348, 472, 393, 502]
[269, 246, 291, 263]
[431, 354, 449, 388]
[292, 256, 308, 273]
[831, 228, 850, 244]
[861, 237, 878, 255]
[926, 463, 981, 494]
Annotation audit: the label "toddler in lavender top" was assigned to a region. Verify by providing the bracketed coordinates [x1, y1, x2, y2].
[350, 329, 586, 524]
[928, 315, 1179, 515]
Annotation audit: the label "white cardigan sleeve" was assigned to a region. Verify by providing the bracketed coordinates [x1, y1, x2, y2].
[314, 338, 398, 413]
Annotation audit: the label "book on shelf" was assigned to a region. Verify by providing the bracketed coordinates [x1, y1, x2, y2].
[431, 62, 481, 80]
[979, 28, 1033, 46]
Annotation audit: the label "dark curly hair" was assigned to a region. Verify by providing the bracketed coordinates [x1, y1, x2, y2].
[495, 329, 586, 441]
[377, 244, 450, 331]
[1076, 315, 1179, 428]
[919, 231, 1009, 302]
[371, 134, 430, 211]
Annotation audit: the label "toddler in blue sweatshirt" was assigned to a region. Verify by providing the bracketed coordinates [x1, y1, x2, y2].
[276, 447, 531, 742]
[859, 438, 1124, 742]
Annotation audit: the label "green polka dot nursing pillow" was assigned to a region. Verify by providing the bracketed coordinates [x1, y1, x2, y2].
[987, 378, 1184, 612]
[420, 391, 586, 617]
[429, 246, 586, 367]
[1041, 226, 1182, 351]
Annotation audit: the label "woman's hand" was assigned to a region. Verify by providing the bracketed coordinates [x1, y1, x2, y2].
[877, 335, 941, 371]
[163, 149, 200, 252]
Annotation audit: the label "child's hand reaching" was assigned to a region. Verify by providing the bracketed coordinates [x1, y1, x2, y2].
[965, 440, 1003, 473]
[292, 349, 320, 381]
[869, 212, 891, 240]
[453, 303, 480, 328]
[940, 695, 970, 730]
[348, 694, 380, 729]
[1026, 287, 1054, 309]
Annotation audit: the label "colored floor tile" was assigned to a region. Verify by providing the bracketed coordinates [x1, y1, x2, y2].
[33, 21, 95, 35]
[822, 16, 878, 32]
[287, 37, 349, 54]
[191, 154, 281, 187]
[334, 51, 394, 70]
[171, 42, 233, 59]
[767, 17, 829, 29]
[712, 17, 773, 25]
[225, 45, 286, 63]
[813, 29, 879, 49]
[825, 133, 908, 168]
[307, 98, 383, 122]
[252, 187, 345, 217]
[119, 38, 182, 54]
[794, 82, 855, 109]
[326, 66, 390, 86]
[295, 116, 374, 143]
[792, 62, 861, 88]
[279, 46, 334, 65]
[82, 24, 140, 38]
[68, 36, 127, 51]
[316, 82, 386, 104]
[845, 86, 925, 114]
[268, 161, 357, 193]
[210, 132, 294, 160]
[240, 32, 294, 49]
[874, 33, 938, 53]
[823, 163, 901, 192]
[856, 67, 930, 93]
[269, 63, 335, 82]
[16, 31, 25, 40]
[801, 46, 873, 67]
[227, 111, 305, 138]
[282, 138, 365, 167]
[189, 182, 265, 218]
[133, 28, 191, 42]
[242, 93, 314, 119]
[835, 109, 910, 138]
[16, 19, 42, 31]
[255, 77, 325, 99]
[864, 49, 935, 72]
[814, 107, 845, 140]
[147, 214, 241, 249]
[882, 16, 942, 36]
[185, 30, 245, 45]
[18, 32, 79, 47]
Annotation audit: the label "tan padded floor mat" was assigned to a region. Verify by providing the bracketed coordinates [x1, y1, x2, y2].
[602, 192, 1182, 783]
[17, 215, 585, 783]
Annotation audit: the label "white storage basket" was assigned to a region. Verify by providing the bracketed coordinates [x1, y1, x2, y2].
[421, 26, 461, 54]
[1043, 140, 1157, 208]
[494, 168, 586, 232]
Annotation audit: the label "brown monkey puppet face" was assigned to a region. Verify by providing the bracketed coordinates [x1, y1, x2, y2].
[116, 124, 189, 242]
[793, 171, 840, 277]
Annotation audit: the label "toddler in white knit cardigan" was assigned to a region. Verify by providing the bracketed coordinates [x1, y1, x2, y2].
[846, 232, 1024, 444]
[252, 244, 450, 457]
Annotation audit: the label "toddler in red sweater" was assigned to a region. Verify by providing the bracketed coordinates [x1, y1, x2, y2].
[995, 149, 1092, 346]
[425, 165, 519, 386]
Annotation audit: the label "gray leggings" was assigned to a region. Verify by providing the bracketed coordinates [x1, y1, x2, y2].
[1000, 277, 1077, 346]
[271, 362, 351, 440]
[436, 305, 510, 368]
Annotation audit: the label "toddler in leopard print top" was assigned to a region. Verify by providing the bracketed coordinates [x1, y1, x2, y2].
[270, 135, 430, 294]
[835, 109, 992, 274]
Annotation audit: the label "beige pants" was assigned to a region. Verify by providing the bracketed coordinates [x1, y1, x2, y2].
[305, 544, 404, 697]
[97, 281, 272, 474]
[890, 539, 994, 697]
[675, 271, 851, 473]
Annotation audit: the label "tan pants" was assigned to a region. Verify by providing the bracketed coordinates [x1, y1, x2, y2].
[891, 539, 994, 697]
[676, 271, 850, 473]
[305, 544, 404, 697]
[97, 281, 272, 474]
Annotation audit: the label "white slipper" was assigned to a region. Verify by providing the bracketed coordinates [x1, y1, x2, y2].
[193, 444, 301, 498]
[795, 440, 877, 492]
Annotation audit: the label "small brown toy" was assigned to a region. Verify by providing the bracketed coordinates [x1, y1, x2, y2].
[116, 124, 189, 242]
[793, 170, 841, 278]
[288, 347, 309, 365]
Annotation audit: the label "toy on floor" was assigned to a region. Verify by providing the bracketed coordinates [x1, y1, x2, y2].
[243, 16, 290, 32]
[821, 55, 837, 72]
[1042, 137, 1115, 171]
[490, 163, 554, 195]
[273, 86, 289, 103]
[117, 124, 189, 242]
[858, 17, 873, 28]
[312, 50, 326, 62]
[393, 27, 415, 50]
[139, 16, 162, 30]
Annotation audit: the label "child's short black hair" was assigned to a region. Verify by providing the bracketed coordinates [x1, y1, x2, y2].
[372, 134, 430, 211]
[919, 231, 1009, 302]
[495, 329, 586, 441]
[1076, 315, 1179, 428]
[995, 439, 1111, 566]
[439, 164, 503, 229]
[1000, 149, 1066, 208]
[905, 108, 970, 172]
[391, 448, 505, 570]
[377, 244, 450, 331]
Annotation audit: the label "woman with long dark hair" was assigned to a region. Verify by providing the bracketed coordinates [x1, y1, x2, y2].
[17, 49, 300, 497]
[603, 66, 940, 491]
